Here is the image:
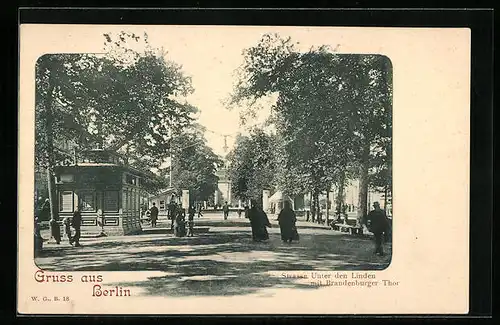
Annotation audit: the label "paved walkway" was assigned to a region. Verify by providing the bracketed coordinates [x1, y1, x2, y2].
[35, 211, 391, 297]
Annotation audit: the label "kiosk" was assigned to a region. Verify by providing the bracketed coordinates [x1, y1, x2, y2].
[54, 149, 156, 236]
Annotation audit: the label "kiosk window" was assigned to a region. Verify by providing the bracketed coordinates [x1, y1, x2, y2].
[80, 192, 96, 212]
[122, 190, 128, 211]
[104, 191, 119, 212]
[59, 191, 73, 212]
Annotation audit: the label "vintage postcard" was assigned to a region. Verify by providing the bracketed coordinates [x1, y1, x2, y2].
[18, 24, 470, 315]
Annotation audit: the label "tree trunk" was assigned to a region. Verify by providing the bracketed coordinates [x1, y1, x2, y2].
[43, 76, 61, 244]
[336, 173, 345, 223]
[313, 189, 320, 224]
[357, 142, 370, 227]
[317, 192, 320, 223]
[384, 185, 388, 213]
[46, 166, 57, 220]
[97, 118, 104, 150]
[310, 191, 316, 222]
[44, 80, 58, 222]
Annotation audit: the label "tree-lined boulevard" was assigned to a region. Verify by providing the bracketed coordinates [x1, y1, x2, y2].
[36, 210, 391, 297]
[34, 30, 393, 278]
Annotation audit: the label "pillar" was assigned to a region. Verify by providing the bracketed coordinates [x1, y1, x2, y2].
[262, 190, 270, 212]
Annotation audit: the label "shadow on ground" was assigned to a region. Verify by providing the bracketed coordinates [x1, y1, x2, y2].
[35, 228, 392, 297]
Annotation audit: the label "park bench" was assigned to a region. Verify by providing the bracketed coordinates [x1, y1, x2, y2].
[331, 222, 364, 235]
[140, 217, 151, 224]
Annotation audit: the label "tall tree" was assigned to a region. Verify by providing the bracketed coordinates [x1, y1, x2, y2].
[167, 125, 223, 203]
[35, 31, 198, 216]
[227, 129, 277, 204]
[229, 35, 353, 221]
[340, 55, 392, 226]
[35, 54, 99, 220]
[229, 34, 392, 225]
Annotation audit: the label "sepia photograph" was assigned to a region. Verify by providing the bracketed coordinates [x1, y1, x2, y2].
[18, 23, 470, 315]
[33, 28, 393, 283]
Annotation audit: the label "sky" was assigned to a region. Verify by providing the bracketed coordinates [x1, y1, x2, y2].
[80, 25, 352, 156]
[105, 25, 343, 157]
[144, 26, 275, 157]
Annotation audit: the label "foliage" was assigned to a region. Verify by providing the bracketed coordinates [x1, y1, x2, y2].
[227, 129, 277, 202]
[228, 33, 392, 214]
[166, 124, 223, 203]
[35, 32, 199, 196]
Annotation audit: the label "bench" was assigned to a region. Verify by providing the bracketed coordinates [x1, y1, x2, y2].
[331, 223, 364, 235]
[140, 217, 151, 224]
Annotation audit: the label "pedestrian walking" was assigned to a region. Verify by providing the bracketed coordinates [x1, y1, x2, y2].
[187, 205, 195, 237]
[248, 199, 271, 242]
[71, 206, 82, 247]
[278, 200, 298, 243]
[366, 202, 390, 256]
[49, 218, 61, 244]
[222, 201, 229, 220]
[149, 202, 159, 228]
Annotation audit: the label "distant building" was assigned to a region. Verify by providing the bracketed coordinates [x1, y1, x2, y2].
[291, 178, 392, 217]
[148, 188, 178, 217]
[344, 179, 392, 216]
[214, 158, 236, 207]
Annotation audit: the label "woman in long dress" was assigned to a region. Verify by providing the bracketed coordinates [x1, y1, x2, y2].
[248, 199, 271, 242]
[278, 200, 298, 243]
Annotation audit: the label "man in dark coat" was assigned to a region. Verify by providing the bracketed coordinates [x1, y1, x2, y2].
[222, 201, 229, 220]
[149, 202, 159, 228]
[71, 205, 82, 247]
[248, 199, 271, 242]
[278, 200, 298, 243]
[168, 201, 177, 230]
[366, 202, 390, 256]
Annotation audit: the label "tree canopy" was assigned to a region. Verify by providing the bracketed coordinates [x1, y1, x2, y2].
[227, 33, 392, 220]
[35, 31, 218, 199]
[227, 129, 277, 203]
[167, 123, 223, 203]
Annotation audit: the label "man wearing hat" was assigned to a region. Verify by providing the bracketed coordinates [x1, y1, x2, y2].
[366, 202, 390, 256]
[71, 205, 83, 247]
